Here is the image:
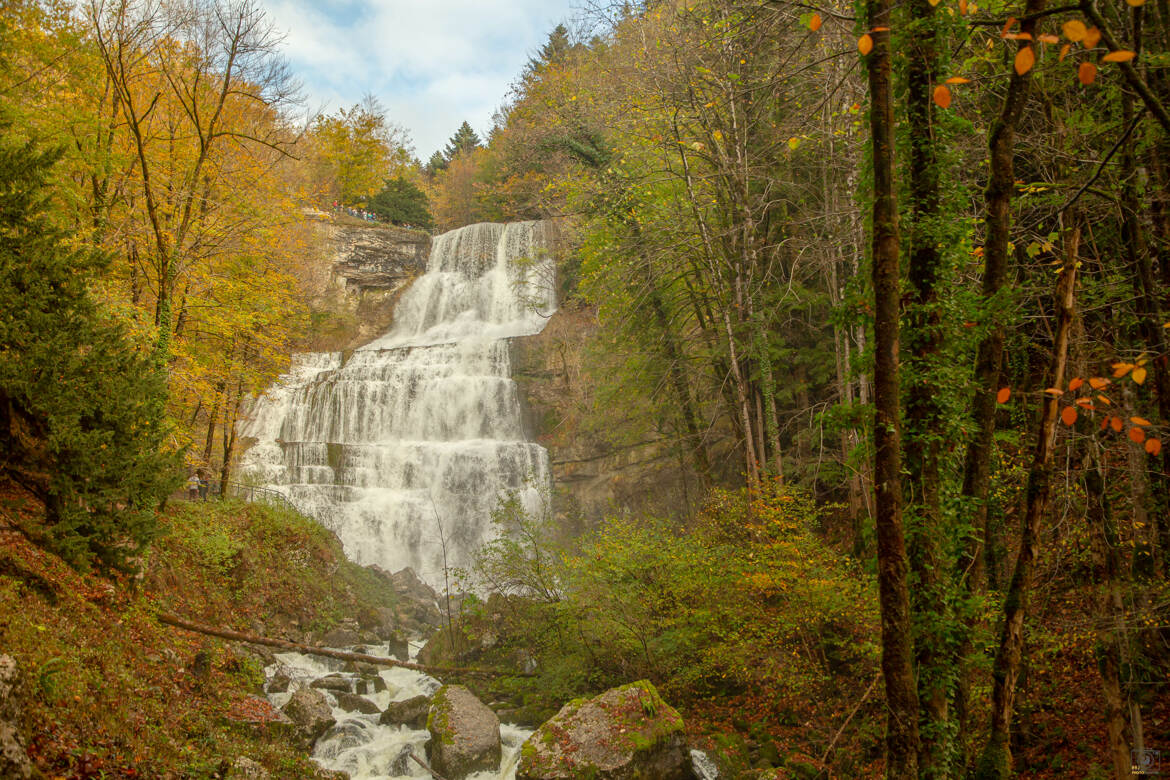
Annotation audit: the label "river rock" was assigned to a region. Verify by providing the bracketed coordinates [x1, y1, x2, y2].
[0, 656, 31, 780]
[379, 694, 431, 728]
[267, 670, 292, 694]
[516, 680, 693, 780]
[333, 691, 381, 715]
[310, 674, 352, 693]
[354, 675, 387, 695]
[426, 685, 501, 779]
[281, 687, 335, 746]
[389, 745, 416, 775]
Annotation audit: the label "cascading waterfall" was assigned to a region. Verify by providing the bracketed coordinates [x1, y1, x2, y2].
[240, 221, 557, 587]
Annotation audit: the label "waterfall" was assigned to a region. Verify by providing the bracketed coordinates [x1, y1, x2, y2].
[240, 221, 557, 587]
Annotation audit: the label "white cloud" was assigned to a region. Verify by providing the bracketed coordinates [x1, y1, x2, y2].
[259, 0, 578, 158]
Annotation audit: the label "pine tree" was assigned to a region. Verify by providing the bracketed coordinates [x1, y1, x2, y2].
[367, 176, 434, 230]
[0, 125, 181, 573]
[442, 121, 482, 164]
[425, 150, 447, 177]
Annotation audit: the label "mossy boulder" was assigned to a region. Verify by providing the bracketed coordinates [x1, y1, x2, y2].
[516, 680, 693, 780]
[426, 685, 501, 778]
[380, 694, 431, 728]
[280, 687, 335, 748]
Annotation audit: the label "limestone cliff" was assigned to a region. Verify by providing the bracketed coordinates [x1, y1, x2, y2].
[302, 215, 431, 350]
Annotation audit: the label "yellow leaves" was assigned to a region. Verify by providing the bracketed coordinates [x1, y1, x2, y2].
[1078, 62, 1098, 85]
[1112, 362, 1135, 378]
[787, 136, 802, 151]
[858, 34, 874, 55]
[1133, 366, 1148, 384]
[1063, 20, 1087, 42]
[1102, 50, 1136, 63]
[1014, 46, 1036, 75]
[933, 85, 952, 109]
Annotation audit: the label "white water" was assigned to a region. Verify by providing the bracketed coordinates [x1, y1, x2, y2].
[240, 222, 557, 586]
[266, 647, 532, 780]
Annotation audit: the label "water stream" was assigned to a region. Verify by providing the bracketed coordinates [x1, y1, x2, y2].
[240, 221, 557, 587]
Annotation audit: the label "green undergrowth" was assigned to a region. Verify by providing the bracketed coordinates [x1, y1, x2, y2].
[427, 482, 884, 777]
[0, 486, 397, 778]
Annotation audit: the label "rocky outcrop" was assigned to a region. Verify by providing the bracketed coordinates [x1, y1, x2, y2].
[516, 680, 693, 780]
[328, 221, 429, 295]
[281, 687, 336, 747]
[0, 655, 31, 780]
[379, 694, 431, 729]
[333, 691, 380, 715]
[426, 685, 501, 779]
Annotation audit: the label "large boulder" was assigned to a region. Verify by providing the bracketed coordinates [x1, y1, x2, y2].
[516, 680, 693, 780]
[0, 656, 31, 780]
[426, 685, 501, 779]
[281, 687, 336, 747]
[333, 691, 381, 715]
[379, 694, 431, 729]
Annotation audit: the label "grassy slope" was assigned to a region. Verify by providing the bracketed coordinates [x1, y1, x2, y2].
[0, 481, 398, 779]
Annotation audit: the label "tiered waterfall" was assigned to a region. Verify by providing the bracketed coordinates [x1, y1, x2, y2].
[239, 221, 556, 586]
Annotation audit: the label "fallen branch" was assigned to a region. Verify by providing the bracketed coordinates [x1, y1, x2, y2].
[819, 672, 880, 769]
[410, 752, 449, 780]
[156, 613, 533, 678]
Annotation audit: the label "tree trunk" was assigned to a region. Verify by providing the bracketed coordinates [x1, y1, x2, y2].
[865, 0, 920, 773]
[975, 216, 1079, 779]
[955, 0, 1046, 761]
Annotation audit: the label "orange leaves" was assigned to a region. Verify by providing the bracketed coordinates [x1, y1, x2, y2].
[1078, 62, 1098, 85]
[1089, 377, 1110, 390]
[1129, 426, 1147, 444]
[1063, 20, 1087, 41]
[808, 13, 823, 31]
[933, 85, 952, 109]
[1126, 0, 1146, 6]
[1102, 50, 1136, 63]
[1061, 406, 1078, 426]
[997, 387, 1011, 404]
[1111, 416, 1125, 433]
[1069, 377, 1084, 391]
[946, 76, 971, 84]
[1014, 46, 1036, 75]
[858, 34, 873, 55]
[1147, 438, 1163, 456]
[1084, 27, 1101, 48]
[1131, 416, 1152, 427]
[1133, 366, 1148, 384]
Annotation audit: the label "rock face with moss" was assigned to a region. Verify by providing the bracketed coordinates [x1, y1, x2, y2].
[517, 680, 693, 780]
[426, 685, 501, 779]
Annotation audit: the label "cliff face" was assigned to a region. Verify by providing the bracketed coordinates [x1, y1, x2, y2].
[511, 303, 702, 531]
[303, 217, 431, 350]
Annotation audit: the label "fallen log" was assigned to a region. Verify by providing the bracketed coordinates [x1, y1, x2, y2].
[157, 613, 533, 678]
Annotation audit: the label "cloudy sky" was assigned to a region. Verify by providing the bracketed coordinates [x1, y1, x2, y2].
[258, 0, 580, 160]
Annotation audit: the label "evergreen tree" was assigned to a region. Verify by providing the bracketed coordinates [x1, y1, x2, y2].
[0, 126, 181, 573]
[366, 176, 434, 230]
[525, 24, 572, 77]
[442, 121, 482, 164]
[424, 150, 447, 178]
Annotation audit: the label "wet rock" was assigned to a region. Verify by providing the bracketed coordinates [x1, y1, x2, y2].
[321, 626, 362, 647]
[266, 670, 292, 694]
[225, 756, 270, 779]
[389, 745, 416, 775]
[386, 633, 410, 661]
[333, 691, 380, 715]
[310, 674, 352, 693]
[426, 685, 501, 779]
[517, 680, 692, 780]
[354, 675, 387, 696]
[0, 655, 31, 780]
[379, 694, 431, 729]
[281, 687, 335, 747]
[342, 660, 381, 676]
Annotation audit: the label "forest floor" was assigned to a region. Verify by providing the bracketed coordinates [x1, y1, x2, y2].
[0, 478, 402, 779]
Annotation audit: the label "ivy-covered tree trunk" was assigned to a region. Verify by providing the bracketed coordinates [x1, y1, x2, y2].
[864, 0, 920, 774]
[976, 217, 1079, 779]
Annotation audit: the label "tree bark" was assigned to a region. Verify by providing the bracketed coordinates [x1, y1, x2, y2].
[865, 0, 920, 773]
[955, 1, 1046, 761]
[975, 217, 1079, 779]
[157, 613, 531, 678]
